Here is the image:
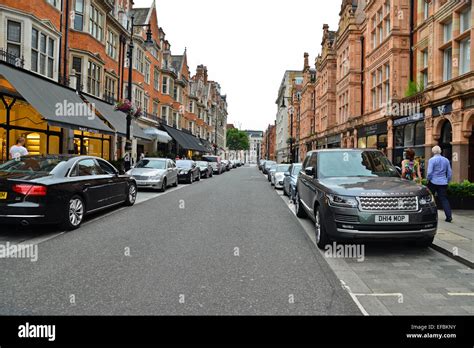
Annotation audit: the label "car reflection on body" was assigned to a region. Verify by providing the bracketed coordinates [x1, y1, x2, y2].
[196, 161, 213, 179]
[283, 163, 302, 203]
[272, 164, 291, 189]
[127, 158, 178, 192]
[0, 155, 137, 230]
[267, 163, 277, 183]
[176, 160, 201, 184]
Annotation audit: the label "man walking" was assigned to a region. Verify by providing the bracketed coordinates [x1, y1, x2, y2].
[427, 146, 452, 223]
[10, 137, 28, 160]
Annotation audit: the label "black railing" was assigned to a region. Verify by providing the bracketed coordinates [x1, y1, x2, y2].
[142, 111, 162, 124]
[0, 49, 24, 68]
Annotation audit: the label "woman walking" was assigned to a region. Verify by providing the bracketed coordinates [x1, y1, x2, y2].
[401, 148, 422, 183]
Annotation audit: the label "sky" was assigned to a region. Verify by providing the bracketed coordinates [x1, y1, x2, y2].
[134, 0, 341, 131]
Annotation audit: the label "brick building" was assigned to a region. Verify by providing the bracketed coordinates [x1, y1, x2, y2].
[0, 0, 228, 163]
[262, 123, 276, 161]
[283, 0, 473, 182]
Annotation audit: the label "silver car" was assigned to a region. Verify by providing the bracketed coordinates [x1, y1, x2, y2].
[272, 164, 291, 189]
[127, 158, 178, 192]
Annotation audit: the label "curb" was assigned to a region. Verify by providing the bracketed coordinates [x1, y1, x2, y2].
[430, 239, 474, 269]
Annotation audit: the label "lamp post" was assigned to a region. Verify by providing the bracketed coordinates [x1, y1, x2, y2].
[125, 15, 153, 164]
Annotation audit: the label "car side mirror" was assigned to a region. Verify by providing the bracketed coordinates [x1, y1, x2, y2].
[304, 167, 315, 177]
[284, 171, 290, 177]
[118, 169, 126, 175]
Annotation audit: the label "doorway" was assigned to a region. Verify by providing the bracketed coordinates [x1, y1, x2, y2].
[439, 121, 453, 163]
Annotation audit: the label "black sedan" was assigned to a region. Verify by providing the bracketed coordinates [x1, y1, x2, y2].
[0, 155, 137, 230]
[196, 161, 213, 179]
[176, 160, 200, 184]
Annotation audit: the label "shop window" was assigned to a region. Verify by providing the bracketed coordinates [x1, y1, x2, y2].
[10, 103, 48, 130]
[49, 135, 60, 155]
[404, 123, 415, 147]
[358, 137, 367, 149]
[395, 127, 404, 147]
[367, 135, 378, 148]
[9, 130, 47, 156]
[0, 128, 6, 162]
[415, 121, 425, 145]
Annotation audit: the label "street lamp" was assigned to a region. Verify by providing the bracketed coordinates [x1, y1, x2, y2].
[281, 96, 294, 164]
[125, 15, 154, 160]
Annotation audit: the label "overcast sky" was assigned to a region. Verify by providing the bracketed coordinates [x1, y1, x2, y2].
[134, 0, 341, 131]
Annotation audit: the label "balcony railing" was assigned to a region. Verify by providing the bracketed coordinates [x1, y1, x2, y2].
[0, 49, 24, 68]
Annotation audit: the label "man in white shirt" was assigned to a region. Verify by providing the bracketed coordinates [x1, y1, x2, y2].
[10, 137, 29, 159]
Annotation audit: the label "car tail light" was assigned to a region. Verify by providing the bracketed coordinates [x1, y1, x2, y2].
[12, 184, 47, 196]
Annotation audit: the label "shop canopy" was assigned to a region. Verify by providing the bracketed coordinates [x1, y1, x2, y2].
[162, 124, 208, 152]
[143, 128, 172, 143]
[81, 95, 151, 141]
[0, 63, 114, 135]
[199, 138, 214, 153]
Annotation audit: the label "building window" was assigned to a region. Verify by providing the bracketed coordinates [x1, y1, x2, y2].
[6, 20, 22, 60]
[72, 56, 82, 90]
[134, 88, 143, 109]
[144, 96, 149, 113]
[443, 47, 452, 81]
[89, 5, 104, 41]
[384, 64, 390, 104]
[31, 29, 55, 78]
[460, 38, 471, 75]
[162, 76, 169, 94]
[189, 101, 194, 113]
[104, 75, 116, 103]
[461, 7, 472, 33]
[74, 0, 84, 31]
[47, 0, 59, 8]
[443, 21, 452, 44]
[153, 67, 159, 90]
[161, 106, 169, 124]
[421, 49, 428, 88]
[152, 101, 159, 115]
[144, 60, 150, 84]
[106, 30, 117, 59]
[134, 48, 144, 74]
[423, 0, 429, 21]
[87, 61, 101, 97]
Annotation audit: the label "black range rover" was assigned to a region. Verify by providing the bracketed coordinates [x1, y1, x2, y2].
[295, 149, 438, 249]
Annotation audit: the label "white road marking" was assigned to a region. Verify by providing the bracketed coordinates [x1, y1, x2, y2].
[340, 280, 370, 316]
[447, 293, 474, 296]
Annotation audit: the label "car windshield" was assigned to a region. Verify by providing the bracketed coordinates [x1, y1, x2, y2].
[317, 151, 399, 178]
[176, 160, 193, 169]
[270, 164, 277, 170]
[197, 162, 208, 167]
[0, 156, 67, 174]
[291, 164, 302, 175]
[276, 165, 290, 173]
[265, 161, 275, 167]
[135, 160, 166, 170]
[203, 157, 218, 163]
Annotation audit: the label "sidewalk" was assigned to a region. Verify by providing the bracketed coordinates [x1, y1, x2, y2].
[432, 210, 474, 268]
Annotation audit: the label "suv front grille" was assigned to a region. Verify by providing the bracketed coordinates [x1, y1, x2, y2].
[133, 175, 151, 181]
[358, 196, 418, 212]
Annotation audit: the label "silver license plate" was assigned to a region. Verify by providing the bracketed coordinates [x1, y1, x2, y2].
[375, 215, 409, 223]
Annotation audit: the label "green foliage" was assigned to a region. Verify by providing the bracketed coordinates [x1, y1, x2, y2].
[405, 80, 424, 97]
[227, 128, 250, 151]
[421, 179, 474, 198]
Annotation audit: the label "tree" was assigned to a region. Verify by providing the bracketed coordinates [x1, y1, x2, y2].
[226, 128, 250, 151]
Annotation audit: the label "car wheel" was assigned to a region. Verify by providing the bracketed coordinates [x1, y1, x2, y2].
[160, 178, 167, 192]
[173, 177, 178, 187]
[196, 172, 201, 181]
[414, 236, 435, 248]
[315, 207, 330, 249]
[125, 183, 137, 206]
[62, 195, 85, 231]
[295, 192, 307, 218]
[188, 174, 193, 184]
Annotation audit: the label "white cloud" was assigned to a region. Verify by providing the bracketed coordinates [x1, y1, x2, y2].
[134, 0, 341, 131]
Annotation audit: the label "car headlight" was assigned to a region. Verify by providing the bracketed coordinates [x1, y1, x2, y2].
[327, 194, 358, 208]
[126, 170, 132, 175]
[419, 193, 435, 206]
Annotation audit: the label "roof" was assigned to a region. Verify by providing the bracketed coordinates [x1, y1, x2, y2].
[171, 55, 184, 73]
[130, 8, 149, 25]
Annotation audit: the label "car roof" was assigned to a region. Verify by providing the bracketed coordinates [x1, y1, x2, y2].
[142, 158, 168, 161]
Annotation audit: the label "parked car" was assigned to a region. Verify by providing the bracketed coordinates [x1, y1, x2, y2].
[202, 155, 223, 175]
[230, 160, 237, 169]
[295, 149, 438, 249]
[267, 163, 277, 183]
[0, 155, 137, 231]
[196, 161, 213, 178]
[222, 160, 231, 171]
[127, 158, 178, 192]
[259, 160, 267, 171]
[263, 161, 275, 174]
[176, 160, 200, 184]
[272, 164, 291, 189]
[283, 163, 302, 202]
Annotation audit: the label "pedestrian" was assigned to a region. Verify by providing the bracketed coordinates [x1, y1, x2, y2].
[139, 152, 145, 161]
[427, 145, 453, 223]
[401, 148, 422, 183]
[10, 137, 28, 160]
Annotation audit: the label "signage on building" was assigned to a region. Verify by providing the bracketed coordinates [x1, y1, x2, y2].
[357, 122, 387, 137]
[327, 134, 341, 144]
[393, 113, 425, 127]
[432, 103, 453, 117]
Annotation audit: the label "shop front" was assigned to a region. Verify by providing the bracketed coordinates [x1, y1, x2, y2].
[357, 122, 388, 153]
[327, 134, 341, 149]
[316, 138, 327, 149]
[0, 62, 115, 162]
[162, 124, 208, 159]
[393, 112, 426, 172]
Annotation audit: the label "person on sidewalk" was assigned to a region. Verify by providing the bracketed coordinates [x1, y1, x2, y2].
[427, 146, 453, 223]
[401, 148, 422, 183]
[9, 137, 28, 160]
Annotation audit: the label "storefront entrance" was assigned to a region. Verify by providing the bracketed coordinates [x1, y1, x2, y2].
[439, 121, 453, 163]
[73, 131, 111, 160]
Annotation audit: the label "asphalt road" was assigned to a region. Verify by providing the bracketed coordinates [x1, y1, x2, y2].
[0, 166, 360, 315]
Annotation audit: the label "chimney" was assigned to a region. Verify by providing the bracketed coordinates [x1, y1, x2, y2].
[304, 52, 309, 70]
[204, 66, 208, 84]
[323, 24, 329, 33]
[196, 65, 205, 80]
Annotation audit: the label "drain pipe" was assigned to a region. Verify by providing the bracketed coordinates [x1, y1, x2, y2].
[409, 0, 415, 82]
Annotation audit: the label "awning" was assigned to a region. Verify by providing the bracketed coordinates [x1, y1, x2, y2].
[199, 138, 213, 152]
[162, 124, 208, 152]
[81, 95, 151, 141]
[143, 128, 172, 143]
[0, 63, 114, 135]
